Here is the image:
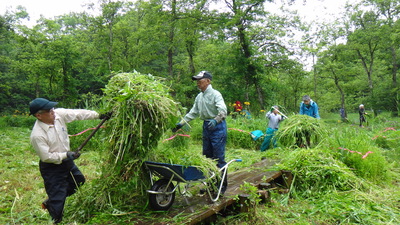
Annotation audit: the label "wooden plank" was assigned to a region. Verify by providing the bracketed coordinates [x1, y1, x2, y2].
[177, 158, 283, 224]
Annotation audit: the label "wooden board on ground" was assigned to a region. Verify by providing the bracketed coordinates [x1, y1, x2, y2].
[168, 158, 290, 225]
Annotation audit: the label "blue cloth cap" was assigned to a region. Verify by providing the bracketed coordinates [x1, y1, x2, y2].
[29, 98, 58, 115]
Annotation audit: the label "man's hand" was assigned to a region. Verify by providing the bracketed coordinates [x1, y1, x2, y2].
[207, 119, 217, 130]
[172, 123, 183, 133]
[99, 111, 113, 120]
[67, 151, 81, 160]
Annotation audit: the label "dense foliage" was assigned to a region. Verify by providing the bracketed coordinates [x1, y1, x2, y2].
[0, 0, 398, 116]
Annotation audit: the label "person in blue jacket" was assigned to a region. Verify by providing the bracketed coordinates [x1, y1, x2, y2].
[297, 95, 320, 147]
[299, 95, 320, 119]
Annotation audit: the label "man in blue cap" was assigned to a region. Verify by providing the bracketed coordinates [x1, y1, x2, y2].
[172, 71, 228, 193]
[29, 98, 110, 223]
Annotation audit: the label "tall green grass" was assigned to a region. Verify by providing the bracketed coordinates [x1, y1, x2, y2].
[1, 106, 399, 224]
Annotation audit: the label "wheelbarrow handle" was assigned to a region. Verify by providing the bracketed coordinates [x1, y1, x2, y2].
[75, 117, 108, 154]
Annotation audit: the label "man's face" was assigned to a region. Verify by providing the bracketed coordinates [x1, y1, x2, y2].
[303, 99, 310, 105]
[197, 78, 210, 92]
[35, 108, 56, 124]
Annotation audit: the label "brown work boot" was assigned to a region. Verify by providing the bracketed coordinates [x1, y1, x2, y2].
[41, 199, 48, 210]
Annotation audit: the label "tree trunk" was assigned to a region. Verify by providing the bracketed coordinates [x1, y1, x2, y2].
[168, 0, 176, 77]
[391, 46, 399, 116]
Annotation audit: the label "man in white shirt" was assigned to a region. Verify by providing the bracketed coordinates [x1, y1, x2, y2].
[29, 98, 108, 223]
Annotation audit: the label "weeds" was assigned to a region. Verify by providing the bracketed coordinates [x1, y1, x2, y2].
[1, 110, 399, 224]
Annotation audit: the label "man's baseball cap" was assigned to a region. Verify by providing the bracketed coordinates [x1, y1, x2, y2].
[192, 71, 212, 81]
[29, 98, 58, 115]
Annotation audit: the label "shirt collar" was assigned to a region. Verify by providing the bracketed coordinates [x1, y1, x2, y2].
[37, 119, 54, 132]
[203, 84, 213, 94]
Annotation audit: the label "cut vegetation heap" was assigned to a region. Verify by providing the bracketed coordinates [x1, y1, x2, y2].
[68, 71, 221, 222]
[69, 71, 182, 220]
[277, 114, 327, 148]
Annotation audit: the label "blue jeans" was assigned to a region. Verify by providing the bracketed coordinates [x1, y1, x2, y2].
[202, 120, 227, 168]
[260, 127, 278, 151]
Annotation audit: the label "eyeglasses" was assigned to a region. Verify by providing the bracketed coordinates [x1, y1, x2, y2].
[38, 108, 54, 114]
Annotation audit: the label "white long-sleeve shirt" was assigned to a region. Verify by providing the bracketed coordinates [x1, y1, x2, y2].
[30, 108, 99, 164]
[266, 111, 284, 129]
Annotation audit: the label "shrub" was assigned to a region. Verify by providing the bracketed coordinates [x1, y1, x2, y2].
[276, 148, 363, 198]
[1, 115, 35, 128]
[322, 125, 391, 182]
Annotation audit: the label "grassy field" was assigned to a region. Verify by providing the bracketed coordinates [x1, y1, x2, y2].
[0, 112, 399, 224]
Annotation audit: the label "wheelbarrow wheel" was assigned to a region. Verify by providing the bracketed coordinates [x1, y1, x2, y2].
[149, 179, 175, 210]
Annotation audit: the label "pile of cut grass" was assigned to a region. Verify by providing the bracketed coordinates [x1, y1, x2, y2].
[276, 114, 327, 148]
[68, 72, 183, 221]
[68, 72, 222, 222]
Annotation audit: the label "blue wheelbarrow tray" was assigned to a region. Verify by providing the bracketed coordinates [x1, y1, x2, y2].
[145, 161, 206, 183]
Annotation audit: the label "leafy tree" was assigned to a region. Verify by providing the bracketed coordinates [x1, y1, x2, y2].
[363, 0, 400, 116]
[317, 44, 359, 114]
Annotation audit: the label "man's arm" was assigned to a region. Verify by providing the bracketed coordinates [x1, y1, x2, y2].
[31, 136, 67, 164]
[314, 103, 320, 119]
[214, 93, 227, 123]
[299, 103, 304, 115]
[56, 108, 99, 123]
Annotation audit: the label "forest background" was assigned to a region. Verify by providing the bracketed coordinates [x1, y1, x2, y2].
[1, 0, 399, 117]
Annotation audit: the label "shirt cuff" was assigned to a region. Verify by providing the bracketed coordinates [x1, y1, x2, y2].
[61, 152, 68, 160]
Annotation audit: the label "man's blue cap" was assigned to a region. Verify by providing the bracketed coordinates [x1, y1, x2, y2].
[192, 71, 212, 81]
[29, 98, 58, 115]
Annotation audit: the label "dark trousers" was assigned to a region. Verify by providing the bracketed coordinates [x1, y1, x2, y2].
[202, 120, 227, 168]
[360, 116, 366, 126]
[203, 120, 228, 191]
[39, 159, 85, 223]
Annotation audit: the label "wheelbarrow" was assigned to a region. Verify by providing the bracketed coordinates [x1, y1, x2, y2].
[144, 159, 242, 210]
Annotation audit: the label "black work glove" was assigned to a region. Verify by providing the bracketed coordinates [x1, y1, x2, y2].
[99, 111, 113, 120]
[172, 123, 183, 133]
[67, 151, 81, 160]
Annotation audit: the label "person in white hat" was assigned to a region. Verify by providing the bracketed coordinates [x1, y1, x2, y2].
[359, 104, 367, 127]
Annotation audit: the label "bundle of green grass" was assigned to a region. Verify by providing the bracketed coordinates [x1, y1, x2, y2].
[276, 114, 327, 148]
[69, 72, 221, 221]
[102, 72, 180, 171]
[69, 72, 182, 220]
[276, 147, 364, 198]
